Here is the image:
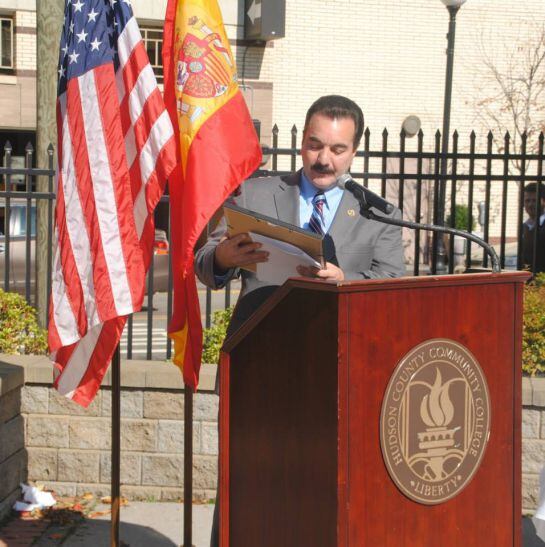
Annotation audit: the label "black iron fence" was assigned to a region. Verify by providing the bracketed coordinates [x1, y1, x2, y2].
[0, 142, 55, 305]
[1, 127, 544, 360]
[261, 126, 545, 274]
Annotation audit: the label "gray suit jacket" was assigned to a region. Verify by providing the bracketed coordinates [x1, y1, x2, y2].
[194, 171, 405, 334]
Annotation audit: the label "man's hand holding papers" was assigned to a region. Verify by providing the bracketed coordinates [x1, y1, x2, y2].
[214, 233, 269, 273]
[296, 261, 345, 282]
[248, 232, 321, 285]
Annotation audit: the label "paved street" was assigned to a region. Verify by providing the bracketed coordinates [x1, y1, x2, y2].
[19, 504, 545, 546]
[120, 281, 240, 360]
[25, 503, 214, 547]
[525, 518, 545, 547]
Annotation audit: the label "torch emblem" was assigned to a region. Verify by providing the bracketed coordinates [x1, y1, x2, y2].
[380, 339, 491, 505]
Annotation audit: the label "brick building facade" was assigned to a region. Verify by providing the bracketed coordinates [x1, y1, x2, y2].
[2, 0, 545, 239]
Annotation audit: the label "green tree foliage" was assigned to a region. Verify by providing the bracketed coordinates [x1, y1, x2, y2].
[202, 307, 234, 364]
[523, 273, 545, 375]
[0, 290, 48, 355]
[446, 204, 476, 232]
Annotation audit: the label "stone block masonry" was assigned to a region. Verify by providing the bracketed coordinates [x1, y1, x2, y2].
[2, 355, 545, 514]
[14, 356, 219, 503]
[0, 362, 27, 522]
[522, 378, 545, 514]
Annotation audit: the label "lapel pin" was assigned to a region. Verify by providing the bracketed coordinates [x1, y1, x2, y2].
[347, 209, 356, 217]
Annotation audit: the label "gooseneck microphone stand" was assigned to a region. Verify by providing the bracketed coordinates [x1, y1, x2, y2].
[358, 199, 501, 274]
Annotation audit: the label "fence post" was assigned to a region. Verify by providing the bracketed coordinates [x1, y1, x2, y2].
[272, 125, 279, 172]
[516, 133, 528, 271]
[290, 125, 298, 173]
[3, 142, 12, 292]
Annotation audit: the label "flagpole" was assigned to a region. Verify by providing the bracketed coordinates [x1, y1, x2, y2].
[184, 385, 194, 546]
[111, 344, 121, 547]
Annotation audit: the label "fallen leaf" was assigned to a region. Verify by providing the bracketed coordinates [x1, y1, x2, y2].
[49, 533, 64, 540]
[82, 493, 94, 501]
[100, 496, 129, 506]
[88, 510, 111, 519]
[32, 509, 45, 519]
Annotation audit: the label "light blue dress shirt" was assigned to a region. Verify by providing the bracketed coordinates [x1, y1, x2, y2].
[299, 171, 344, 232]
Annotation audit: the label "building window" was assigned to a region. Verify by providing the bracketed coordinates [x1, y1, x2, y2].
[141, 26, 163, 84]
[0, 18, 13, 70]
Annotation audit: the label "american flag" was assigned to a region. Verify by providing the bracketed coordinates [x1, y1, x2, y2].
[48, 0, 177, 407]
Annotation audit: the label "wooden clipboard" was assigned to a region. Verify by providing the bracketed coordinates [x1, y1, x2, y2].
[223, 203, 325, 272]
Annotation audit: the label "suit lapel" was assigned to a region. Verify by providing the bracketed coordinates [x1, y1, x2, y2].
[274, 171, 301, 225]
[271, 173, 365, 259]
[328, 189, 362, 242]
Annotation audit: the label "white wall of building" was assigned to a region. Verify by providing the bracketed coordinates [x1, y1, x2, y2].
[0, 3, 36, 131]
[238, 0, 544, 147]
[5, 0, 544, 141]
[0, 0, 34, 11]
[2, 0, 543, 241]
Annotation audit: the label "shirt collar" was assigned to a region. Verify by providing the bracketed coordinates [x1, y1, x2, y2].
[524, 214, 544, 228]
[299, 171, 344, 206]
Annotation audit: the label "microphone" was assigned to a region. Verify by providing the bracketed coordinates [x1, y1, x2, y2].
[335, 173, 501, 273]
[337, 173, 395, 215]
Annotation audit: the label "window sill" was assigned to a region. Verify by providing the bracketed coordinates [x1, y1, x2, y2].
[0, 74, 17, 85]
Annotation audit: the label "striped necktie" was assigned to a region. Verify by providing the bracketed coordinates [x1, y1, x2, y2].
[308, 192, 326, 235]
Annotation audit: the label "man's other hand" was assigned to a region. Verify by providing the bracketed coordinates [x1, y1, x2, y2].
[297, 262, 345, 282]
[214, 233, 269, 272]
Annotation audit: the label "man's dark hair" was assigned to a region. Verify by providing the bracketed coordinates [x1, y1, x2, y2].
[524, 182, 544, 195]
[524, 182, 543, 194]
[303, 95, 364, 148]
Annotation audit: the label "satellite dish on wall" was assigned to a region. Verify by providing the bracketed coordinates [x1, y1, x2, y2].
[401, 115, 421, 138]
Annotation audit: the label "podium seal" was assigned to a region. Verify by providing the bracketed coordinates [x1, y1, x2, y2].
[380, 339, 491, 505]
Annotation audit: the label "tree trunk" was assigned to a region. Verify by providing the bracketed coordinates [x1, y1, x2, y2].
[36, 0, 64, 326]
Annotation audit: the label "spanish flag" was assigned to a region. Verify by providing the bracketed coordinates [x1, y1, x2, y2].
[163, 0, 262, 388]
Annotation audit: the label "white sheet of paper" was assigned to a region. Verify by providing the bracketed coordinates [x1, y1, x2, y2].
[249, 232, 321, 285]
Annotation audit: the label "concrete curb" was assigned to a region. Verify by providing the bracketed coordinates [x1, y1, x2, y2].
[0, 354, 218, 392]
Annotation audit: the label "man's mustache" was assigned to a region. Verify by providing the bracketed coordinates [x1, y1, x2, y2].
[311, 163, 335, 174]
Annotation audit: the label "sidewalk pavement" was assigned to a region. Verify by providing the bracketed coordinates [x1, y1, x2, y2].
[0, 502, 214, 547]
[2, 502, 545, 546]
[43, 502, 214, 547]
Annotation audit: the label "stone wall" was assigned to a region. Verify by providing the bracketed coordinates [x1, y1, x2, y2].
[23, 386, 218, 502]
[3, 355, 545, 515]
[522, 378, 545, 514]
[0, 362, 27, 522]
[1, 355, 219, 506]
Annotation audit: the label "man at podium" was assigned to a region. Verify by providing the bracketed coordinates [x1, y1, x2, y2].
[196, 94, 405, 334]
[195, 95, 405, 547]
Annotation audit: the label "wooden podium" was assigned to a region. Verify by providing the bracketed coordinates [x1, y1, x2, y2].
[219, 273, 528, 547]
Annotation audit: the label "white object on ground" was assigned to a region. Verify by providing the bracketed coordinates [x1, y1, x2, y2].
[13, 501, 42, 512]
[532, 465, 545, 540]
[12, 484, 56, 512]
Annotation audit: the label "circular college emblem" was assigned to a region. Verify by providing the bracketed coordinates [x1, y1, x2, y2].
[380, 339, 491, 505]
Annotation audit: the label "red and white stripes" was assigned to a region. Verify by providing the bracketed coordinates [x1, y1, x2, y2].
[49, 15, 177, 407]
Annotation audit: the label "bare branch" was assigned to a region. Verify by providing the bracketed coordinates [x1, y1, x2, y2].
[470, 22, 545, 174]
